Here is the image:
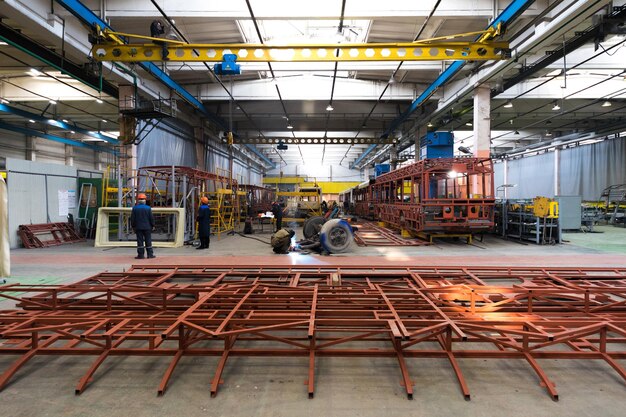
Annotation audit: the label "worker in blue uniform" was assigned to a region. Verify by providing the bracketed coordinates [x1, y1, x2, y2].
[197, 196, 211, 250]
[130, 193, 155, 259]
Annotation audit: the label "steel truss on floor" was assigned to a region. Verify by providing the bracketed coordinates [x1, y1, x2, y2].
[1, 265, 625, 400]
[353, 222, 430, 247]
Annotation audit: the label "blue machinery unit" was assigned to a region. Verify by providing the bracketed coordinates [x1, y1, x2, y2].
[419, 132, 454, 160]
[374, 164, 390, 177]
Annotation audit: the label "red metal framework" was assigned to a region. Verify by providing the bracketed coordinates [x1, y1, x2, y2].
[353, 222, 430, 247]
[138, 166, 240, 239]
[343, 158, 495, 235]
[17, 222, 84, 248]
[1, 265, 625, 400]
[239, 184, 276, 215]
[372, 158, 495, 234]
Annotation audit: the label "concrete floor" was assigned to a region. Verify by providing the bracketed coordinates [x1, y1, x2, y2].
[2, 225, 625, 416]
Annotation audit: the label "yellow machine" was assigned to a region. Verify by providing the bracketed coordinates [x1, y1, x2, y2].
[531, 196, 559, 218]
[277, 186, 323, 223]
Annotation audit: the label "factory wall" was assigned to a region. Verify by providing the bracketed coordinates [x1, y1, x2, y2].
[4, 158, 101, 248]
[494, 136, 626, 200]
[0, 131, 111, 170]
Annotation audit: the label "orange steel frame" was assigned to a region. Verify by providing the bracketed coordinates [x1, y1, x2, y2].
[1, 265, 626, 400]
[240, 184, 276, 215]
[370, 157, 495, 234]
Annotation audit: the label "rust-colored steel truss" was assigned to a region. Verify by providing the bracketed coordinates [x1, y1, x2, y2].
[353, 222, 430, 247]
[1, 265, 626, 400]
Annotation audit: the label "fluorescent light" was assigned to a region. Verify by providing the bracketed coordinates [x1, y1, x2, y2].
[70, 131, 75, 134]
[503, 101, 513, 108]
[447, 170, 461, 178]
[602, 101, 612, 107]
[0, 99, 8, 104]
[62, 119, 69, 123]
[552, 103, 560, 111]
[545, 131, 553, 136]
[83, 138, 106, 142]
[326, 104, 334, 111]
[287, 124, 293, 129]
[29, 68, 42, 77]
[102, 119, 107, 123]
[28, 119, 35, 123]
[0, 41, 8, 46]
[465, 122, 473, 127]
[49, 99, 57, 105]
[427, 122, 433, 127]
[96, 98, 103, 104]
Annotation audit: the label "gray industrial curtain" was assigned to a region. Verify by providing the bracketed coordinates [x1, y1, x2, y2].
[559, 137, 626, 200]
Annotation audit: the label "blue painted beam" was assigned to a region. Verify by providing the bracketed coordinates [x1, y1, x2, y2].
[0, 121, 116, 154]
[0, 103, 117, 143]
[243, 144, 275, 168]
[349, 144, 377, 169]
[380, 0, 535, 139]
[56, 0, 275, 169]
[55, 1, 226, 127]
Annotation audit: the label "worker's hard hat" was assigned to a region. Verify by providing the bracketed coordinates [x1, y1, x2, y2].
[201, 196, 209, 204]
[137, 193, 147, 200]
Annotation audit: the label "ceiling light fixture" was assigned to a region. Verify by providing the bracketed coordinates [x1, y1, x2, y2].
[602, 101, 612, 107]
[102, 119, 107, 123]
[504, 101, 513, 108]
[62, 119, 69, 123]
[29, 68, 42, 77]
[427, 122, 433, 127]
[0, 98, 9, 104]
[546, 131, 553, 136]
[326, 104, 334, 111]
[287, 124, 293, 129]
[49, 99, 57, 105]
[465, 122, 473, 127]
[96, 98, 103, 104]
[70, 131, 75, 134]
[28, 119, 35, 123]
[552, 102, 560, 111]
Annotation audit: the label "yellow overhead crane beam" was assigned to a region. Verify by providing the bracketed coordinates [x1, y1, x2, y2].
[91, 27, 510, 63]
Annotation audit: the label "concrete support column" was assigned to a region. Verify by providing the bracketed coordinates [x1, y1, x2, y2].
[503, 159, 509, 199]
[415, 125, 427, 161]
[554, 148, 560, 197]
[194, 127, 206, 170]
[389, 145, 398, 170]
[25, 136, 36, 161]
[65, 144, 74, 166]
[94, 150, 105, 171]
[472, 85, 491, 158]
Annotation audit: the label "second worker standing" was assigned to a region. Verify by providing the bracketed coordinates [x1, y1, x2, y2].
[197, 196, 211, 250]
